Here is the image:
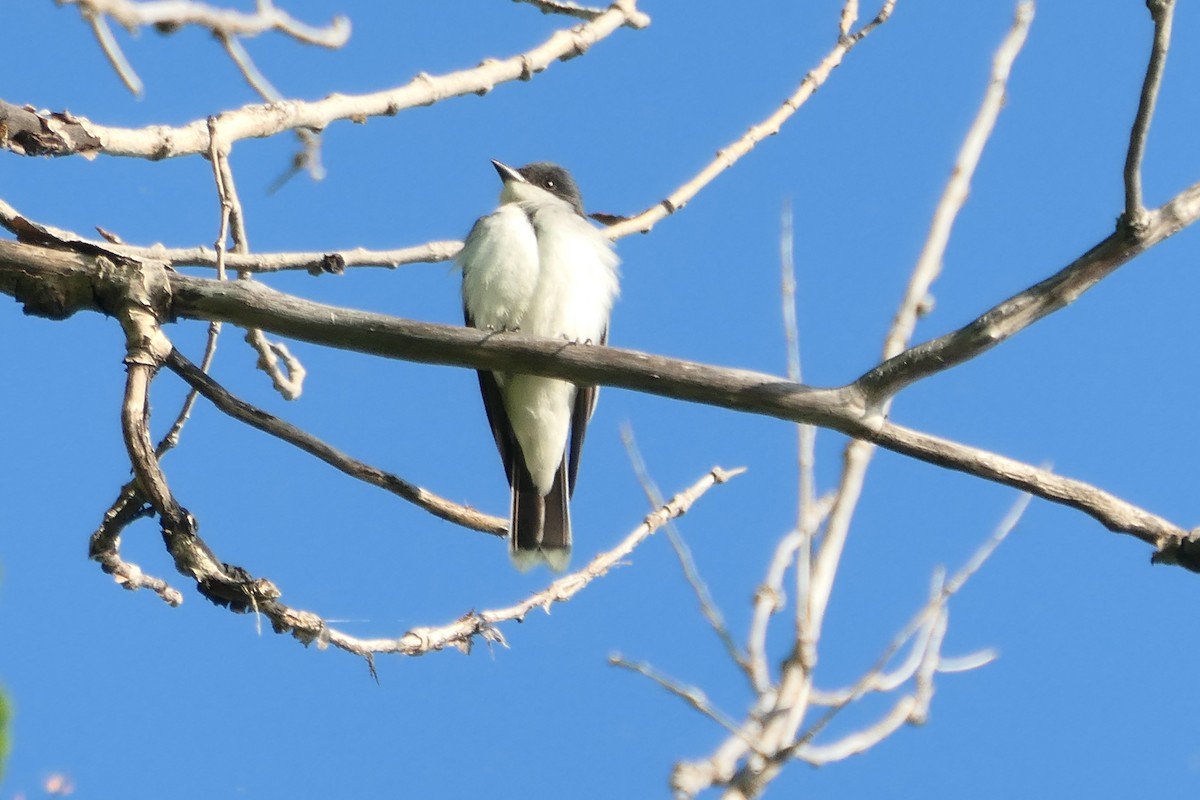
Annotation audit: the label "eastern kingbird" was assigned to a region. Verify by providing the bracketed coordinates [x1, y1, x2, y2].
[460, 161, 620, 571]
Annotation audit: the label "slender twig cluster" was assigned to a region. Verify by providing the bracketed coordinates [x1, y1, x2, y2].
[61, 0, 350, 96]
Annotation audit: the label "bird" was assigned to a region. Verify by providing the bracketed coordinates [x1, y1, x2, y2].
[459, 160, 620, 571]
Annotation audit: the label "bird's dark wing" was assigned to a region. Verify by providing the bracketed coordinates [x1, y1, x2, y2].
[467, 305, 554, 564]
[566, 325, 606, 497]
[465, 307, 518, 486]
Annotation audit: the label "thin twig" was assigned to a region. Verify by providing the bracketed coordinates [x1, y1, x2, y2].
[610, 655, 754, 742]
[84, 10, 143, 95]
[218, 32, 282, 100]
[605, 1, 895, 238]
[1122, 0, 1175, 227]
[839, 0, 860, 37]
[158, 323, 221, 448]
[0, 196, 460, 271]
[685, 496, 1022, 792]
[217, 22, 327, 187]
[209, 125, 249, 253]
[620, 426, 750, 676]
[243, 328, 306, 399]
[165, 349, 506, 535]
[780, 199, 802, 389]
[90, 548, 184, 605]
[208, 116, 306, 398]
[88, 483, 182, 606]
[779, 199, 817, 651]
[123, 243, 460, 273]
[795, 695, 919, 764]
[144, 122, 236, 454]
[881, 0, 1033, 363]
[267, 130, 326, 192]
[745, 530, 801, 692]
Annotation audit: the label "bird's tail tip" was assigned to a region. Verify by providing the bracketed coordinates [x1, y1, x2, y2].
[510, 546, 572, 573]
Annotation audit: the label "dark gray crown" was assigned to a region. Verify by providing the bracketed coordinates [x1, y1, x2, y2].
[517, 162, 585, 216]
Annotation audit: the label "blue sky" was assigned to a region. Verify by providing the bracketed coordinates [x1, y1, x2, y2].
[4, 1, 1200, 797]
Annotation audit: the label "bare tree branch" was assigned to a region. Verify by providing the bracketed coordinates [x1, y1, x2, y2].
[839, 0, 860, 36]
[264, 466, 742, 660]
[3, 235, 1198, 567]
[63, 248, 742, 654]
[3, 2, 647, 161]
[106, 255, 255, 610]
[856, 179, 1200, 404]
[869, 421, 1181, 551]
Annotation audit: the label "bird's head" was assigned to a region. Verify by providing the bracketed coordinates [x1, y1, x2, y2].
[492, 160, 586, 217]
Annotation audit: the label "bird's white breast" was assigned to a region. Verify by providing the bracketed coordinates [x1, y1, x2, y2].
[524, 202, 620, 343]
[460, 204, 540, 332]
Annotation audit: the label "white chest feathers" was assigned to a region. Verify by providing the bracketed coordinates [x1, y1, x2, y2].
[460, 199, 619, 342]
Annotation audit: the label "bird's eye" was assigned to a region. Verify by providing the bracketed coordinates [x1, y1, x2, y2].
[544, 180, 556, 190]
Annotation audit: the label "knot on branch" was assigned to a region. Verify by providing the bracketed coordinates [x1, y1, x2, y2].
[1150, 528, 1200, 573]
[270, 607, 328, 644]
[1117, 208, 1151, 238]
[1146, 0, 1174, 20]
[101, 256, 174, 369]
[197, 568, 283, 613]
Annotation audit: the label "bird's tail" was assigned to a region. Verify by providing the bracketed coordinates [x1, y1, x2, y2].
[510, 458, 571, 572]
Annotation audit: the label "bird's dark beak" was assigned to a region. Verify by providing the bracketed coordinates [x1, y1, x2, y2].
[491, 160, 527, 185]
